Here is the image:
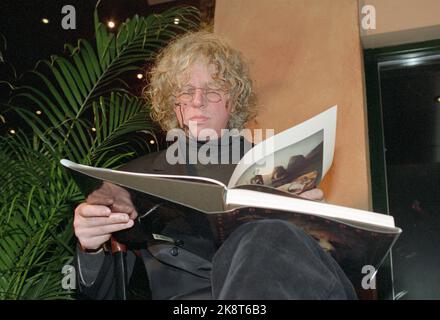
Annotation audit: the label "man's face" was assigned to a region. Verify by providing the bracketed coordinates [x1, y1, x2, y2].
[173, 60, 231, 140]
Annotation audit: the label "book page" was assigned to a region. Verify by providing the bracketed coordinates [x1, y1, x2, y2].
[226, 187, 400, 230]
[227, 105, 338, 193]
[60, 159, 227, 212]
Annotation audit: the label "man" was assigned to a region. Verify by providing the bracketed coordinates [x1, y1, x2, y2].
[74, 31, 356, 299]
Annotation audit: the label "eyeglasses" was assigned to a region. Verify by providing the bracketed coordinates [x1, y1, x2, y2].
[175, 87, 224, 104]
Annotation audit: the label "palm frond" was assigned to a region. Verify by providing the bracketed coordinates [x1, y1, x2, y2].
[0, 154, 80, 299]
[0, 4, 200, 300]
[11, 7, 199, 160]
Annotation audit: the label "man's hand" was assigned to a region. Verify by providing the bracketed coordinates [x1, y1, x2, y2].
[298, 188, 325, 202]
[74, 182, 138, 251]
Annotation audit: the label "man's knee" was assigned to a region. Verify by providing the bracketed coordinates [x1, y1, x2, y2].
[212, 219, 356, 299]
[215, 218, 324, 267]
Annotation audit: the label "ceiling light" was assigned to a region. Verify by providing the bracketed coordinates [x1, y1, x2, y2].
[107, 21, 116, 29]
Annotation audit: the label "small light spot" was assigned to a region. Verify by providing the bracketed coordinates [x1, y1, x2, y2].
[107, 21, 116, 29]
[136, 73, 143, 79]
[42, 18, 50, 24]
[149, 139, 155, 144]
[9, 129, 16, 134]
[91, 127, 97, 132]
[174, 18, 180, 25]
[36, 110, 42, 115]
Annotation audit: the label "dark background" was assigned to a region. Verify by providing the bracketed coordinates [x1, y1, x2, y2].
[380, 58, 440, 299]
[0, 0, 214, 74]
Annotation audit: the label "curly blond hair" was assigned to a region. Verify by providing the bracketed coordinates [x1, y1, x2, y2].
[146, 30, 257, 131]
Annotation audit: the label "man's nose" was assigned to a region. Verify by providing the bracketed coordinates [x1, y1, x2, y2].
[191, 88, 205, 108]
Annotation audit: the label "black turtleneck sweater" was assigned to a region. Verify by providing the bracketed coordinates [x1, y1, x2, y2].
[120, 134, 253, 185]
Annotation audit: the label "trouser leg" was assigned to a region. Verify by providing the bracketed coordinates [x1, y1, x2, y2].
[211, 219, 357, 299]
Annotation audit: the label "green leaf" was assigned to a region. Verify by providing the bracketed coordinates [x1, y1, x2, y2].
[1, 5, 201, 299]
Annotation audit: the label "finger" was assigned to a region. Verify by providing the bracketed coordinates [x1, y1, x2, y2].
[77, 204, 112, 218]
[94, 220, 134, 236]
[82, 214, 130, 227]
[111, 202, 135, 215]
[298, 188, 324, 201]
[113, 209, 138, 220]
[86, 194, 114, 206]
[128, 209, 138, 220]
[111, 201, 138, 219]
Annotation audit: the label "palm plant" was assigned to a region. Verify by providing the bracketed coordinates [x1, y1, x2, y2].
[0, 3, 200, 299]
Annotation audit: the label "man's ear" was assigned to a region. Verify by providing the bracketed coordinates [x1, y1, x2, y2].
[174, 106, 184, 128]
[226, 98, 234, 113]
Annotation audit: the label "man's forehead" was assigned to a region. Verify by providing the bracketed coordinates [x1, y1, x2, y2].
[174, 60, 225, 88]
[180, 81, 221, 88]
[176, 75, 223, 89]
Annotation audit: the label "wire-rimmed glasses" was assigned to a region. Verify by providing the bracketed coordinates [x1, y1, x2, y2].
[175, 86, 225, 104]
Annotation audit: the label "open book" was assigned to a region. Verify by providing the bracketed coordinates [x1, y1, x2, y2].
[61, 106, 401, 285]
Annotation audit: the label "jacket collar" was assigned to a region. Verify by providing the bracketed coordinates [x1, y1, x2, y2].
[151, 133, 250, 173]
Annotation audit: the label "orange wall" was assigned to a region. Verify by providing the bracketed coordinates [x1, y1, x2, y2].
[214, 0, 371, 210]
